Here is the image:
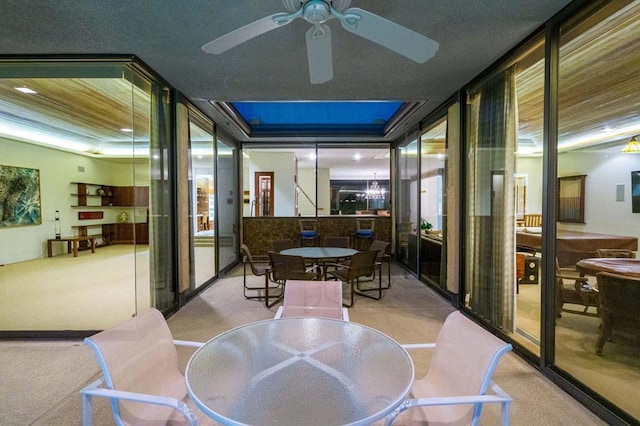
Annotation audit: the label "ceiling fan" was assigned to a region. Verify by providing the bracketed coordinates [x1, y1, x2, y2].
[201, 0, 439, 84]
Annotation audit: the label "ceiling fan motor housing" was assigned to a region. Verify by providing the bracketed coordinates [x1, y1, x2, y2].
[283, 0, 351, 14]
[303, 1, 331, 24]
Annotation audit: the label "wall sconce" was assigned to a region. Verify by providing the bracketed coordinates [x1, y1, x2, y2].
[621, 135, 640, 153]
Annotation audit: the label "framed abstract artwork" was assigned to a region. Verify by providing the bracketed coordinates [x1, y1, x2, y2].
[0, 165, 42, 228]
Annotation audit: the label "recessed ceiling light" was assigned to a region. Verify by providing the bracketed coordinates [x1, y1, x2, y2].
[15, 87, 37, 94]
[354, 153, 361, 161]
[120, 128, 133, 132]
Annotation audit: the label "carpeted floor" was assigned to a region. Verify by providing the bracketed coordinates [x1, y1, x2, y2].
[0, 263, 608, 425]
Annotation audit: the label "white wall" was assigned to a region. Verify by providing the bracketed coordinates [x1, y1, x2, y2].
[558, 150, 640, 239]
[516, 156, 544, 215]
[317, 167, 330, 215]
[297, 167, 316, 216]
[247, 152, 296, 216]
[0, 138, 147, 264]
[516, 150, 640, 240]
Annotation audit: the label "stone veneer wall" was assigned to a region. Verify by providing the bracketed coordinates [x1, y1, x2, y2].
[242, 216, 391, 255]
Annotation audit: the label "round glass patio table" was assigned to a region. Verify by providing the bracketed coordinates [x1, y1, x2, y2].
[186, 317, 414, 426]
[281, 247, 358, 279]
[280, 246, 358, 259]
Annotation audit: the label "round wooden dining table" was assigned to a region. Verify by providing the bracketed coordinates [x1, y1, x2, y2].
[575, 258, 640, 278]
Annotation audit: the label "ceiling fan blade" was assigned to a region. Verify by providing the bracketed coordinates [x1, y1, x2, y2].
[306, 24, 333, 84]
[202, 13, 293, 54]
[338, 8, 439, 63]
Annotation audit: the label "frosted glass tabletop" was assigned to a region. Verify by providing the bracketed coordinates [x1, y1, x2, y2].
[280, 246, 357, 259]
[186, 318, 414, 426]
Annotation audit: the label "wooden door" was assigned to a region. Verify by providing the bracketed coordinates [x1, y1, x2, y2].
[254, 172, 274, 216]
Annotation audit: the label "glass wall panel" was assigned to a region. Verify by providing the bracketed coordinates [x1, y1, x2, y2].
[420, 117, 447, 289]
[396, 134, 419, 271]
[188, 113, 215, 289]
[0, 60, 167, 331]
[242, 144, 390, 218]
[317, 146, 390, 216]
[556, 1, 640, 420]
[147, 74, 176, 313]
[217, 136, 238, 270]
[511, 37, 546, 355]
[242, 145, 316, 217]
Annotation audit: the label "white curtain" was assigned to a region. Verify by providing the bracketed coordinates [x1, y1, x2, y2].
[466, 66, 518, 331]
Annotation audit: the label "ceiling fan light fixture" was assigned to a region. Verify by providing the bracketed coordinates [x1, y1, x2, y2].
[621, 135, 640, 153]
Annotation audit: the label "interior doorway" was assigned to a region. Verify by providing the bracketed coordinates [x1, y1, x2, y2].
[254, 172, 274, 216]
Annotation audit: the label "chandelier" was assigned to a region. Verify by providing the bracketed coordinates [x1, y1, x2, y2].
[366, 173, 385, 200]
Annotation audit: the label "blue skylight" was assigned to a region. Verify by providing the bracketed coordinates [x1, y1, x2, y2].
[231, 101, 404, 136]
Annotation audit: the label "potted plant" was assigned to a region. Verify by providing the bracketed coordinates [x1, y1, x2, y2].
[420, 220, 433, 233]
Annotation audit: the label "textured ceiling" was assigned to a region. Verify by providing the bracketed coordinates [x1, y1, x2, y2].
[0, 0, 574, 141]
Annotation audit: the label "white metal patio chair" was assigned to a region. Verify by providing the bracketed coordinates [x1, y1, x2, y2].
[80, 308, 207, 426]
[274, 279, 349, 321]
[386, 311, 513, 426]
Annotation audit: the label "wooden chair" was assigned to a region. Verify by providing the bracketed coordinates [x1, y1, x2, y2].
[326, 250, 380, 307]
[266, 251, 318, 308]
[595, 272, 640, 356]
[515, 252, 526, 294]
[387, 311, 512, 425]
[596, 249, 636, 258]
[80, 309, 206, 426]
[555, 258, 598, 317]
[523, 214, 542, 227]
[273, 280, 349, 321]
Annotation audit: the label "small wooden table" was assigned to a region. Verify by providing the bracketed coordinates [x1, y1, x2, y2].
[47, 236, 96, 257]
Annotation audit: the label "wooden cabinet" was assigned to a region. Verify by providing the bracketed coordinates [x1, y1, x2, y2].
[112, 223, 149, 244]
[73, 222, 149, 246]
[71, 182, 113, 207]
[71, 182, 149, 208]
[70, 182, 149, 246]
[114, 186, 149, 207]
